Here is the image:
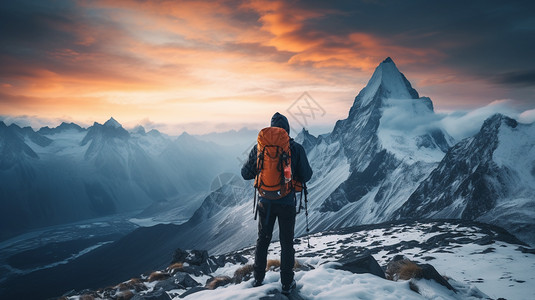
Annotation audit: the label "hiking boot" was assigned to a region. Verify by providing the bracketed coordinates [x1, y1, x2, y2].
[281, 280, 296, 295]
[252, 278, 263, 287]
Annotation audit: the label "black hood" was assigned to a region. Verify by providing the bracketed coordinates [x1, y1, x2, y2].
[271, 112, 290, 135]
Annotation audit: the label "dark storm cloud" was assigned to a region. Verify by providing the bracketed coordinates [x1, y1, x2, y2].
[0, 0, 141, 83]
[1, 1, 85, 58]
[290, 0, 535, 86]
[495, 70, 535, 87]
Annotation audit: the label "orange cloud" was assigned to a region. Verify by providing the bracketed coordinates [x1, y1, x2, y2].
[1, 0, 475, 135]
[241, 0, 443, 73]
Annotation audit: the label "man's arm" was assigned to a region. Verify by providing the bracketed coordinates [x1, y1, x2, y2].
[292, 143, 313, 183]
[241, 145, 257, 180]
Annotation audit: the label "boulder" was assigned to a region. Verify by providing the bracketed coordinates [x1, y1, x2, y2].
[386, 256, 456, 292]
[419, 264, 456, 292]
[334, 252, 385, 279]
[174, 272, 201, 289]
[154, 278, 180, 292]
[131, 289, 171, 300]
[171, 249, 209, 266]
[179, 287, 208, 299]
[385, 255, 413, 280]
[206, 276, 232, 289]
[180, 265, 204, 277]
[171, 249, 221, 275]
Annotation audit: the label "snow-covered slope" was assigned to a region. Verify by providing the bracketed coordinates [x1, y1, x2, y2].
[54, 220, 534, 300]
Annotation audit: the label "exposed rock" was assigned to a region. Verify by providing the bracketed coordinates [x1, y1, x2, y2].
[232, 264, 254, 284]
[154, 278, 181, 292]
[386, 256, 415, 280]
[117, 278, 147, 292]
[334, 252, 385, 279]
[518, 246, 535, 254]
[172, 249, 209, 266]
[173, 272, 201, 289]
[131, 290, 171, 300]
[206, 276, 233, 289]
[179, 286, 208, 298]
[171, 249, 224, 275]
[386, 256, 456, 292]
[116, 290, 134, 300]
[419, 263, 456, 292]
[148, 272, 170, 282]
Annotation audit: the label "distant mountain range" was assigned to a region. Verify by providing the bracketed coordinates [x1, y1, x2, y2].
[0, 117, 239, 240]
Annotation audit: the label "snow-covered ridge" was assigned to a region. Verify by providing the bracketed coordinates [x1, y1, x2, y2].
[61, 220, 534, 300]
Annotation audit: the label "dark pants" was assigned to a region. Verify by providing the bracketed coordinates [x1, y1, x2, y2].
[254, 201, 296, 287]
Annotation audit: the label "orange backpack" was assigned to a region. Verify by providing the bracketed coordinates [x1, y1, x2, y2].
[254, 127, 292, 199]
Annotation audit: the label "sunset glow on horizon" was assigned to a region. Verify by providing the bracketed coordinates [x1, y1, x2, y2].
[1, 0, 534, 135]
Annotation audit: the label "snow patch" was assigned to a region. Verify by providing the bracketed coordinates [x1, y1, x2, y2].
[378, 98, 449, 164]
[359, 59, 414, 107]
[493, 121, 535, 190]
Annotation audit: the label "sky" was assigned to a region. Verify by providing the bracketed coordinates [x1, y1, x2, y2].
[1, 0, 534, 135]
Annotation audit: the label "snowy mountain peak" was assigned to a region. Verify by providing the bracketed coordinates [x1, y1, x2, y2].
[177, 131, 196, 143]
[80, 119, 130, 151]
[132, 125, 146, 135]
[356, 57, 419, 108]
[296, 127, 312, 139]
[104, 117, 122, 128]
[382, 56, 394, 63]
[483, 113, 518, 131]
[295, 128, 318, 153]
[468, 113, 519, 147]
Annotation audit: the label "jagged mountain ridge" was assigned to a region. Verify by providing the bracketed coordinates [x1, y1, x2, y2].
[38, 122, 85, 135]
[0, 118, 239, 240]
[396, 114, 535, 244]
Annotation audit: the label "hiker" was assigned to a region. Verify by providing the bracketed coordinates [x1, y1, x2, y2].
[241, 112, 313, 295]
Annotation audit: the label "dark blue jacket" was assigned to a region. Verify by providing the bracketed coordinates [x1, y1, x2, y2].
[241, 113, 313, 206]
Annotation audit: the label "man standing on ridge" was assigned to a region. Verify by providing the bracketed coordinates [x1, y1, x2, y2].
[241, 112, 313, 295]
